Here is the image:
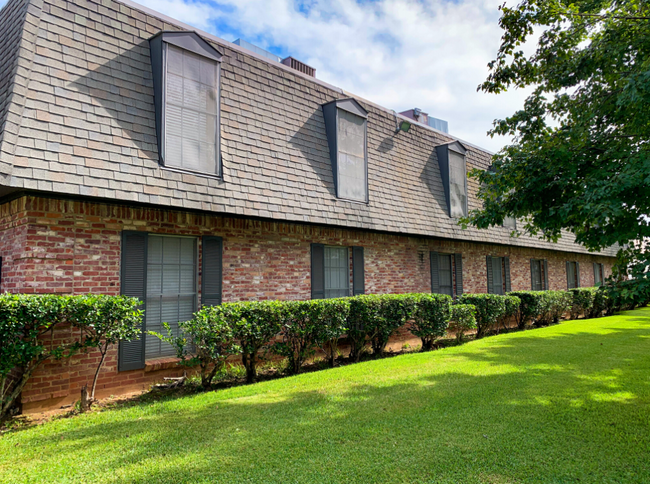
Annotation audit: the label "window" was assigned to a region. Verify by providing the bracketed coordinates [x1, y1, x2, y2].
[487, 256, 511, 294]
[593, 263, 604, 286]
[431, 252, 463, 297]
[566, 261, 580, 289]
[438, 254, 453, 296]
[324, 246, 350, 298]
[164, 45, 219, 174]
[119, 232, 222, 371]
[435, 141, 468, 218]
[530, 259, 548, 291]
[145, 236, 197, 359]
[149, 31, 222, 176]
[322, 99, 369, 203]
[448, 151, 467, 218]
[311, 243, 364, 298]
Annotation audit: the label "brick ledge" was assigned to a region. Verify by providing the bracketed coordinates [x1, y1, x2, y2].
[144, 357, 184, 372]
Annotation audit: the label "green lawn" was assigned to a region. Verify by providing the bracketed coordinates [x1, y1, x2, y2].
[2, 308, 650, 483]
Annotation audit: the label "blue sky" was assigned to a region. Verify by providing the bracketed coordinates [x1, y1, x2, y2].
[0, 0, 531, 151]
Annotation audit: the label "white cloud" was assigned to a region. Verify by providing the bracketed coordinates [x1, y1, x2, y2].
[200, 0, 532, 152]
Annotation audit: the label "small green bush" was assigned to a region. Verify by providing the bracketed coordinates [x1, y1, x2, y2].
[456, 294, 507, 338]
[569, 288, 596, 319]
[313, 298, 350, 367]
[591, 288, 609, 318]
[1, 294, 142, 420]
[497, 295, 521, 331]
[537, 291, 572, 325]
[347, 295, 382, 362]
[272, 301, 320, 375]
[410, 293, 452, 351]
[149, 305, 239, 388]
[371, 294, 416, 356]
[68, 295, 142, 401]
[509, 291, 545, 329]
[449, 304, 477, 343]
[228, 300, 284, 383]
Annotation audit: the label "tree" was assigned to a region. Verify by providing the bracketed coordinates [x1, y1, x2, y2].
[467, 0, 650, 304]
[70, 295, 142, 403]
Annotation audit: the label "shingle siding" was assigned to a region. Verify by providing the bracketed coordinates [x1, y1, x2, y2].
[0, 0, 31, 171]
[0, 0, 615, 256]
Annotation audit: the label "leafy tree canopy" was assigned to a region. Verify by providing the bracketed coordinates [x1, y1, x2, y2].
[467, 0, 650, 303]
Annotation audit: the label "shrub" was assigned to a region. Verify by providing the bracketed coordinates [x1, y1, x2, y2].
[370, 294, 416, 356]
[314, 298, 350, 367]
[497, 295, 521, 331]
[1, 294, 142, 421]
[410, 293, 452, 351]
[228, 300, 284, 383]
[456, 294, 507, 338]
[449, 304, 477, 343]
[569, 288, 596, 319]
[347, 295, 383, 362]
[537, 291, 572, 325]
[509, 291, 545, 329]
[590, 288, 609, 318]
[68, 295, 142, 402]
[149, 305, 239, 388]
[272, 301, 320, 375]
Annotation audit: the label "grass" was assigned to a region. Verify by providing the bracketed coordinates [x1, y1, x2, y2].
[2, 308, 650, 483]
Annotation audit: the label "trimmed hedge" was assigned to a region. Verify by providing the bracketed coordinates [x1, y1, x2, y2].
[537, 291, 573, 326]
[569, 288, 596, 319]
[449, 304, 477, 343]
[509, 291, 545, 329]
[411, 293, 452, 350]
[456, 294, 508, 338]
[5, 287, 617, 422]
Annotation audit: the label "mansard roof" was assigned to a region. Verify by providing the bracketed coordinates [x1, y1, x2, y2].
[0, 0, 615, 256]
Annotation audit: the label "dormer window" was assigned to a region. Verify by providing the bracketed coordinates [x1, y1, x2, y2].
[149, 31, 222, 176]
[435, 141, 468, 218]
[322, 98, 369, 203]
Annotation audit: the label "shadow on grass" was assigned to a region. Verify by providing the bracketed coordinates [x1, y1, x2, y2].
[3, 310, 650, 483]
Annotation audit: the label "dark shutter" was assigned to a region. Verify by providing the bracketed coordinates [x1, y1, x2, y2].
[504, 257, 511, 292]
[311, 243, 325, 299]
[593, 262, 598, 285]
[201, 236, 223, 307]
[566, 261, 573, 289]
[486, 255, 493, 293]
[543, 259, 549, 290]
[119, 231, 147, 372]
[530, 259, 535, 290]
[576, 262, 580, 288]
[454, 253, 463, 296]
[352, 246, 365, 296]
[430, 252, 440, 294]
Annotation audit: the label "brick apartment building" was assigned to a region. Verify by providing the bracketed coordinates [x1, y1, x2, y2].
[0, 0, 616, 412]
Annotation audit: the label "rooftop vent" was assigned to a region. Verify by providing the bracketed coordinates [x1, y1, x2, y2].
[282, 56, 316, 77]
[399, 108, 448, 133]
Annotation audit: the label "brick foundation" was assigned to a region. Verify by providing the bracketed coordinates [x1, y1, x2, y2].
[0, 195, 615, 413]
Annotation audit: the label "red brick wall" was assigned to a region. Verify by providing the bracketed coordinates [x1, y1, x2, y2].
[0, 195, 615, 412]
